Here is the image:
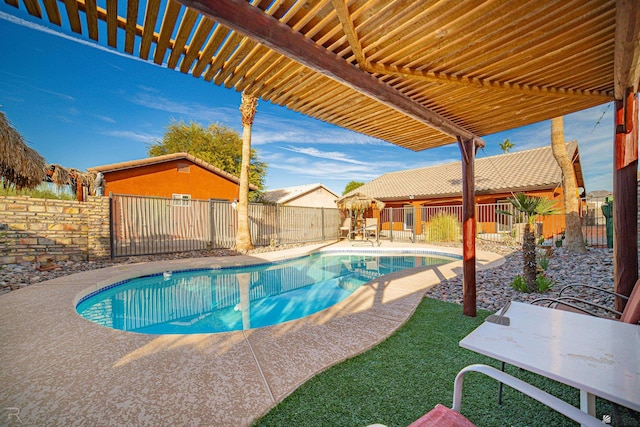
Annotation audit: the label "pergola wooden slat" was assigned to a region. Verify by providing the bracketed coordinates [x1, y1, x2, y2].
[6, 0, 640, 315]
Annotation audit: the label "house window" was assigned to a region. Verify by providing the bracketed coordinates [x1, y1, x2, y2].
[177, 162, 190, 173]
[403, 204, 414, 230]
[172, 193, 191, 207]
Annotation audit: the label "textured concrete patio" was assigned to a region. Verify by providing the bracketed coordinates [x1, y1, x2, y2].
[0, 241, 503, 426]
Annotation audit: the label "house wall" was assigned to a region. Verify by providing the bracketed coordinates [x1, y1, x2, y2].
[377, 189, 568, 238]
[286, 188, 338, 208]
[0, 196, 110, 264]
[102, 159, 241, 201]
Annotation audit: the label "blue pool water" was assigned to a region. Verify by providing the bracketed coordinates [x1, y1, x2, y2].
[76, 251, 456, 334]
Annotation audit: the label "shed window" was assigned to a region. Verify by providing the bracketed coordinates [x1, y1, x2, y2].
[177, 162, 190, 173]
[172, 194, 191, 207]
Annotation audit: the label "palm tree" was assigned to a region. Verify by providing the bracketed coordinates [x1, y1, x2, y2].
[499, 138, 514, 153]
[506, 193, 558, 292]
[551, 116, 586, 253]
[235, 92, 258, 253]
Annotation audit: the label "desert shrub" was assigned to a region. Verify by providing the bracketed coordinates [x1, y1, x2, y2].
[537, 254, 550, 271]
[510, 275, 528, 292]
[511, 273, 554, 293]
[535, 273, 554, 292]
[423, 213, 461, 242]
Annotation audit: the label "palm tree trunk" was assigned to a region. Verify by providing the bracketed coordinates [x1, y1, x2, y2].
[523, 223, 538, 292]
[551, 116, 587, 253]
[235, 93, 258, 252]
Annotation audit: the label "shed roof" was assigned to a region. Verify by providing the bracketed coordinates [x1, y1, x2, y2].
[263, 183, 338, 204]
[88, 152, 258, 190]
[352, 142, 583, 201]
[8, 0, 639, 152]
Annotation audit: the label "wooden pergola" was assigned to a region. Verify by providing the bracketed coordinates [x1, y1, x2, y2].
[6, 0, 639, 315]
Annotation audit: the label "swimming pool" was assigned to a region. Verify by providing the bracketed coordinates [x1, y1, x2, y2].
[76, 251, 458, 334]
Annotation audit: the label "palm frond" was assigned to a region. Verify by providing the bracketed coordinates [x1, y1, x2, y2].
[506, 193, 559, 224]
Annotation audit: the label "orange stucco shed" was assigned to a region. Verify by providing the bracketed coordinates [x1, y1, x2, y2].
[88, 152, 257, 201]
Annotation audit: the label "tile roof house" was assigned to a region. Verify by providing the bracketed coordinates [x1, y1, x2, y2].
[88, 152, 257, 201]
[262, 183, 339, 208]
[349, 142, 584, 239]
[354, 142, 584, 204]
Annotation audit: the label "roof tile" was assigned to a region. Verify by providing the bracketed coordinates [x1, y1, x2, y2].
[353, 142, 580, 200]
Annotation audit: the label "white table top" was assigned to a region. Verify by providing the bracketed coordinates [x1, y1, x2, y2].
[459, 301, 640, 411]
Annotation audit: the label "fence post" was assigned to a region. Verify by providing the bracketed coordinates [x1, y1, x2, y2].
[411, 205, 417, 243]
[209, 199, 214, 249]
[390, 207, 394, 242]
[321, 207, 325, 241]
[275, 204, 280, 245]
[109, 193, 115, 259]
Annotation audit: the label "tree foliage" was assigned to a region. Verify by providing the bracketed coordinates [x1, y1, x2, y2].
[499, 138, 514, 153]
[148, 120, 267, 190]
[343, 181, 364, 195]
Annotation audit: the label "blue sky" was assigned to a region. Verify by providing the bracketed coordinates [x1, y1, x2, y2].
[0, 6, 615, 196]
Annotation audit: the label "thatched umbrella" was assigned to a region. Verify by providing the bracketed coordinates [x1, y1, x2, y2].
[46, 164, 97, 199]
[336, 192, 385, 211]
[0, 112, 46, 189]
[336, 192, 385, 240]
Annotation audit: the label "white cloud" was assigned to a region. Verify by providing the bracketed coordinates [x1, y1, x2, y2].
[92, 114, 117, 124]
[128, 90, 238, 124]
[252, 113, 388, 146]
[268, 161, 381, 182]
[36, 87, 75, 102]
[281, 146, 370, 165]
[0, 11, 144, 63]
[104, 129, 159, 144]
[0, 68, 76, 103]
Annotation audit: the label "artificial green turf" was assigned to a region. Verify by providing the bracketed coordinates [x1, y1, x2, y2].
[253, 298, 630, 427]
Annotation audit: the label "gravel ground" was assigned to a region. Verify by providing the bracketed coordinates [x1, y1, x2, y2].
[426, 241, 615, 314]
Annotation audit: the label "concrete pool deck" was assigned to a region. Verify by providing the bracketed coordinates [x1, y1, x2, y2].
[0, 241, 504, 426]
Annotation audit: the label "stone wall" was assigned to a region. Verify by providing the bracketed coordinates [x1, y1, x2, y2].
[0, 196, 110, 265]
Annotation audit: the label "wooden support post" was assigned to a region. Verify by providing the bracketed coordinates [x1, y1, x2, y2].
[73, 172, 84, 202]
[458, 136, 477, 317]
[613, 91, 639, 311]
[413, 203, 423, 236]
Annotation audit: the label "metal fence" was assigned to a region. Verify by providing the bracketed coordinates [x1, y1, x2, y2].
[110, 194, 341, 257]
[109, 193, 610, 256]
[111, 194, 212, 257]
[376, 197, 610, 247]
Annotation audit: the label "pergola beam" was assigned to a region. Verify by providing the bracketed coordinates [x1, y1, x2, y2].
[176, 0, 480, 142]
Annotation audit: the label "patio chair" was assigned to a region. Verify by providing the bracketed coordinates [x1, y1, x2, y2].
[531, 278, 640, 324]
[363, 217, 379, 241]
[339, 217, 352, 240]
[369, 364, 602, 427]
